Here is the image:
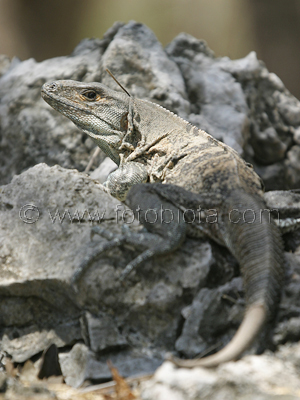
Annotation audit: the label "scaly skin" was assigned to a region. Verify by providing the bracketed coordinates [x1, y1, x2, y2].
[41, 79, 285, 367]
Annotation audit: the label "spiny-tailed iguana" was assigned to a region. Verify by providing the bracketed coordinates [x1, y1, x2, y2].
[41, 77, 285, 368]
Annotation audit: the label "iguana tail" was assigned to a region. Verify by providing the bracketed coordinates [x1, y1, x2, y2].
[170, 190, 285, 368]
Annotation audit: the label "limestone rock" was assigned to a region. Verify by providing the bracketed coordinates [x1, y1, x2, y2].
[141, 347, 300, 400]
[1, 21, 300, 395]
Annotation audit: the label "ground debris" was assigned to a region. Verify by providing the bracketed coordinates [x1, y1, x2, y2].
[0, 356, 147, 400]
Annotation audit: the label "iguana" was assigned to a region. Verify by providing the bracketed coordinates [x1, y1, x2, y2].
[41, 77, 285, 368]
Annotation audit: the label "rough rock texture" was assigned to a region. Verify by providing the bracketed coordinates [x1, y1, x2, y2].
[0, 20, 300, 395]
[141, 344, 300, 400]
[0, 163, 225, 382]
[90, 157, 117, 183]
[0, 163, 300, 393]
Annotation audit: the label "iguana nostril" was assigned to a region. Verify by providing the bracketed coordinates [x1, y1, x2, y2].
[48, 82, 58, 91]
[43, 82, 58, 92]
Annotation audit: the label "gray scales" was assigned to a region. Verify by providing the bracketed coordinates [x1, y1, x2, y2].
[41, 74, 285, 368]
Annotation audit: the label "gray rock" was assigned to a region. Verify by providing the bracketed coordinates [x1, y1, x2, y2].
[166, 33, 249, 154]
[251, 126, 288, 164]
[175, 278, 244, 358]
[100, 21, 190, 118]
[59, 343, 89, 388]
[179, 242, 213, 289]
[1, 321, 81, 363]
[0, 163, 123, 361]
[220, 51, 263, 81]
[0, 166, 299, 388]
[81, 311, 127, 352]
[59, 343, 162, 387]
[84, 351, 162, 382]
[293, 127, 300, 145]
[255, 161, 286, 191]
[0, 54, 11, 77]
[284, 145, 300, 188]
[141, 352, 300, 400]
[89, 157, 117, 183]
[275, 90, 300, 126]
[0, 163, 121, 285]
[264, 190, 300, 218]
[273, 317, 300, 346]
[0, 163, 218, 372]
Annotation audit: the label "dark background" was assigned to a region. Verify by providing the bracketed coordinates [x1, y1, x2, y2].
[1, 0, 300, 98]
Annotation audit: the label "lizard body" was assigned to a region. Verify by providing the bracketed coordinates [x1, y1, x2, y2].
[41, 79, 285, 368]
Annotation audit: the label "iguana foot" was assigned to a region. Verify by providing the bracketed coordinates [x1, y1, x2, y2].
[71, 220, 185, 288]
[71, 226, 128, 289]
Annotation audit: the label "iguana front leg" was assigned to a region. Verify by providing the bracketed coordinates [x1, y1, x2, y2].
[103, 157, 148, 201]
[72, 183, 188, 285]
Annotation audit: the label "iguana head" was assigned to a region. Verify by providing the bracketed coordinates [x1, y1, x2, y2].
[41, 80, 130, 164]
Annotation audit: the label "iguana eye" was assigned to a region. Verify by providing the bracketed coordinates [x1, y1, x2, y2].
[82, 90, 97, 101]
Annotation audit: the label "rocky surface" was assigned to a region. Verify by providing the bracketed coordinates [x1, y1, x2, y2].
[0, 163, 222, 382]
[0, 163, 299, 396]
[0, 20, 300, 398]
[142, 344, 300, 400]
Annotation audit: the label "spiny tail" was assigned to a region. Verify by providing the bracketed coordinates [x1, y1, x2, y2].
[171, 190, 285, 368]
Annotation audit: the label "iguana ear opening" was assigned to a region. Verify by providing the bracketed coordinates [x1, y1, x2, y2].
[118, 99, 142, 151]
[127, 99, 142, 137]
[120, 113, 128, 131]
[126, 99, 135, 136]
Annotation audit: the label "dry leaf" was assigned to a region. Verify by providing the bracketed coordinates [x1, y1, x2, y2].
[19, 360, 39, 384]
[104, 360, 137, 400]
[4, 358, 17, 378]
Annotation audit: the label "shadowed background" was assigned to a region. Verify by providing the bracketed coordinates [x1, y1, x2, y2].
[1, 0, 300, 98]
